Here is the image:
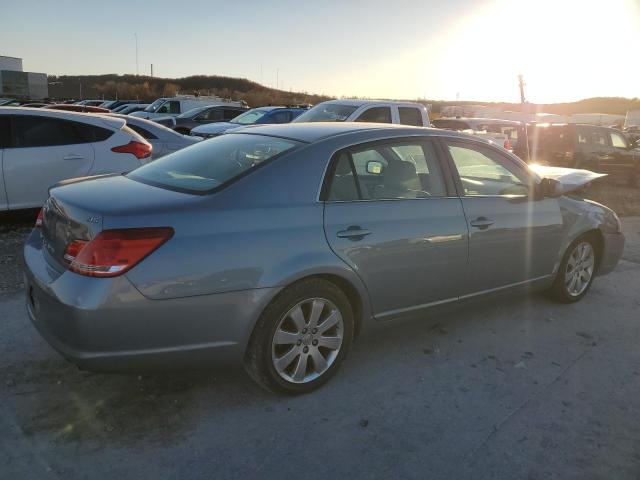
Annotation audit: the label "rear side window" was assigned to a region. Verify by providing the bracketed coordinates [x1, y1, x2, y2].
[355, 107, 392, 123]
[12, 116, 111, 147]
[127, 123, 157, 140]
[326, 140, 447, 201]
[127, 133, 300, 193]
[0, 116, 11, 148]
[399, 107, 424, 126]
[529, 126, 571, 150]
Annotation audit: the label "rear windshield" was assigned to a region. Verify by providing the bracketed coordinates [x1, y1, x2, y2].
[127, 133, 300, 193]
[294, 104, 359, 122]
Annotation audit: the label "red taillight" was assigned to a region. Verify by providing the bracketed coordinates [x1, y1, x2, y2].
[66, 227, 173, 277]
[35, 209, 43, 228]
[111, 141, 152, 159]
[63, 239, 88, 263]
[504, 139, 512, 150]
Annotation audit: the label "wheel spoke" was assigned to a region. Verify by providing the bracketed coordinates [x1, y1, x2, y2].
[317, 311, 340, 334]
[308, 299, 325, 329]
[567, 274, 577, 292]
[289, 305, 307, 332]
[273, 330, 299, 345]
[574, 275, 583, 293]
[310, 349, 328, 373]
[317, 336, 341, 350]
[292, 353, 309, 382]
[275, 347, 300, 371]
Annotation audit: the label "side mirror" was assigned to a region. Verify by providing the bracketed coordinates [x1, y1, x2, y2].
[539, 177, 562, 198]
[366, 161, 383, 174]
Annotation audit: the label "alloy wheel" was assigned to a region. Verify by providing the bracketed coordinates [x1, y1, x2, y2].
[565, 241, 595, 297]
[271, 298, 344, 384]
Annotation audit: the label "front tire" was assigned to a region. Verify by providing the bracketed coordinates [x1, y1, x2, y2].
[244, 278, 354, 394]
[549, 234, 598, 303]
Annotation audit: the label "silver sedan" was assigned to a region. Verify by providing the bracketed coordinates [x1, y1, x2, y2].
[24, 123, 625, 394]
[107, 113, 200, 159]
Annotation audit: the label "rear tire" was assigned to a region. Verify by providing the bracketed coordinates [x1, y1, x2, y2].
[549, 234, 598, 303]
[244, 278, 354, 394]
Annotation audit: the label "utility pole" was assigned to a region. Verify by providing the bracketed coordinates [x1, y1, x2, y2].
[151, 63, 154, 77]
[518, 74, 526, 104]
[276, 68, 279, 90]
[135, 33, 139, 75]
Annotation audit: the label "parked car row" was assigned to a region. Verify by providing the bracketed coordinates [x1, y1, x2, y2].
[433, 117, 640, 185]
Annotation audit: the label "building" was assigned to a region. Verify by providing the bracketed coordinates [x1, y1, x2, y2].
[0, 55, 48, 100]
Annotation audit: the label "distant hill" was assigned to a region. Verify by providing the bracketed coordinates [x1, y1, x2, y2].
[47, 74, 331, 107]
[47, 74, 639, 115]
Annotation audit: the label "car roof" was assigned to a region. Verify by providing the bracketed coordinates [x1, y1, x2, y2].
[228, 122, 439, 143]
[0, 106, 126, 130]
[436, 117, 522, 125]
[317, 99, 425, 108]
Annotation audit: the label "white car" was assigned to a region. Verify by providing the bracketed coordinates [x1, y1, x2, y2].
[0, 107, 152, 211]
[130, 95, 246, 120]
[293, 99, 430, 126]
[106, 114, 201, 159]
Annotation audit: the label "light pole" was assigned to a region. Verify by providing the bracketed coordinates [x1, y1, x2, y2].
[135, 33, 139, 75]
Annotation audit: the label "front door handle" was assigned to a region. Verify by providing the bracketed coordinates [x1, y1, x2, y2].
[63, 154, 85, 161]
[469, 217, 494, 230]
[337, 226, 372, 240]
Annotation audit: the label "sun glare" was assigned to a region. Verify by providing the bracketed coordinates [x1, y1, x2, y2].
[429, 0, 640, 102]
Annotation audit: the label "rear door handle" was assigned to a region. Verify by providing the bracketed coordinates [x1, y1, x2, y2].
[337, 226, 372, 240]
[63, 154, 85, 161]
[469, 217, 494, 229]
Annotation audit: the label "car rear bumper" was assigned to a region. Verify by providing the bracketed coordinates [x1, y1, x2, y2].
[598, 231, 625, 276]
[23, 229, 278, 372]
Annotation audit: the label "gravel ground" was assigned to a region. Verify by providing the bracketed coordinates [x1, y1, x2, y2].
[0, 212, 639, 479]
[0, 211, 34, 294]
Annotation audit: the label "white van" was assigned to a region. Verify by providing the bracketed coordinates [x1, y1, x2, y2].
[292, 99, 430, 126]
[131, 95, 246, 120]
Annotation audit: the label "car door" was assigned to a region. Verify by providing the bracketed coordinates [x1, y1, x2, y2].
[0, 115, 9, 209]
[3, 115, 94, 209]
[323, 138, 468, 320]
[441, 138, 564, 295]
[606, 129, 636, 178]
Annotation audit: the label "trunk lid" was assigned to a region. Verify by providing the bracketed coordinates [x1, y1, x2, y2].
[41, 174, 199, 269]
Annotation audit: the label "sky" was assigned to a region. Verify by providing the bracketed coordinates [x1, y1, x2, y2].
[1, 0, 639, 103]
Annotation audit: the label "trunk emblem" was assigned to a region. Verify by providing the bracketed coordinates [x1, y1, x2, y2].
[87, 216, 101, 224]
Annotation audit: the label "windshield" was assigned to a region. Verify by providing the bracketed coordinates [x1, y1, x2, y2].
[178, 106, 208, 119]
[231, 109, 269, 125]
[293, 104, 358, 122]
[144, 99, 167, 113]
[127, 133, 300, 193]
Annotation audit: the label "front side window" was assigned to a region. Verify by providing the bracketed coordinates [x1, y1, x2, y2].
[128, 133, 300, 193]
[224, 109, 244, 120]
[399, 107, 424, 126]
[268, 111, 291, 124]
[610, 132, 628, 149]
[202, 108, 224, 121]
[355, 107, 392, 123]
[293, 104, 358, 122]
[447, 143, 530, 196]
[327, 141, 447, 201]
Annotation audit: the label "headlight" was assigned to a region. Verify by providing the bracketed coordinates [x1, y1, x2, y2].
[604, 210, 622, 233]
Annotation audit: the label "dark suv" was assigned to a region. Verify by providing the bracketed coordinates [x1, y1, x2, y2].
[155, 105, 249, 135]
[514, 123, 640, 185]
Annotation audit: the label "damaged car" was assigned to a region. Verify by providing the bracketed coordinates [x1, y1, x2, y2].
[23, 124, 625, 394]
